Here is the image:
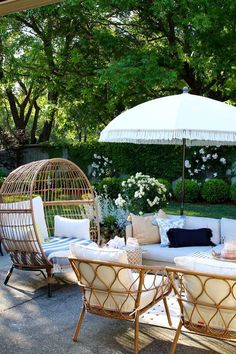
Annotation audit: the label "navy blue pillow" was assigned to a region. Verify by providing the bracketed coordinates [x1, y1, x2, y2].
[167, 228, 215, 248]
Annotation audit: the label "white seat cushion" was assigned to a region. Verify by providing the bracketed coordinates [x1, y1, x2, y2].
[175, 255, 236, 331]
[141, 243, 213, 263]
[184, 216, 220, 244]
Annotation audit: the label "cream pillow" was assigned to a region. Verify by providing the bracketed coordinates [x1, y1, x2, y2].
[54, 215, 90, 240]
[130, 213, 160, 244]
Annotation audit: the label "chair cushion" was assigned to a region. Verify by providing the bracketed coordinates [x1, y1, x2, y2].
[86, 273, 165, 313]
[54, 215, 90, 240]
[0, 196, 48, 244]
[130, 213, 160, 244]
[184, 216, 220, 245]
[174, 254, 236, 331]
[167, 228, 215, 248]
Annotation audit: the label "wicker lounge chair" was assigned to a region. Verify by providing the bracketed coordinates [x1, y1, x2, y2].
[0, 158, 100, 296]
[166, 267, 236, 354]
[69, 256, 172, 354]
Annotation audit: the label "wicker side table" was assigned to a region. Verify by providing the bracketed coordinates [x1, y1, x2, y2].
[126, 247, 143, 266]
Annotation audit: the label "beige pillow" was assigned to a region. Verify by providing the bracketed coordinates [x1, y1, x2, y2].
[130, 213, 160, 244]
[156, 209, 167, 219]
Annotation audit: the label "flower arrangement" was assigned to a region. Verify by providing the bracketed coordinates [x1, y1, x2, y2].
[185, 146, 228, 181]
[91, 154, 114, 179]
[115, 172, 169, 215]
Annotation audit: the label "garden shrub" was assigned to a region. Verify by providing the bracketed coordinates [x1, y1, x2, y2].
[230, 183, 236, 203]
[115, 173, 169, 214]
[157, 178, 172, 195]
[202, 179, 229, 203]
[173, 179, 201, 203]
[93, 177, 124, 200]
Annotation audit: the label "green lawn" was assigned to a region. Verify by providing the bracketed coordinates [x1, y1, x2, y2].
[164, 201, 236, 219]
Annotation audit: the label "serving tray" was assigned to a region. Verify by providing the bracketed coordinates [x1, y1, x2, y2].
[211, 251, 236, 262]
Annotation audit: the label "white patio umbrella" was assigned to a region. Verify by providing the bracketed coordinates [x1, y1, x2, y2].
[99, 88, 236, 214]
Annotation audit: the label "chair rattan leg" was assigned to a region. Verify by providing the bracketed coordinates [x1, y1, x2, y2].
[4, 265, 14, 285]
[134, 312, 140, 354]
[170, 320, 182, 354]
[0, 241, 3, 256]
[73, 305, 86, 342]
[163, 297, 172, 327]
[46, 268, 52, 298]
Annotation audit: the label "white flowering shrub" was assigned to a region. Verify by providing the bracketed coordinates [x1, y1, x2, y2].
[96, 195, 128, 230]
[115, 172, 169, 215]
[91, 154, 114, 179]
[185, 146, 228, 182]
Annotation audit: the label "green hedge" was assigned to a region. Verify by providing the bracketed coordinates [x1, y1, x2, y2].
[92, 177, 125, 199]
[230, 183, 236, 203]
[40, 142, 236, 183]
[173, 179, 201, 203]
[202, 179, 230, 203]
[67, 142, 183, 181]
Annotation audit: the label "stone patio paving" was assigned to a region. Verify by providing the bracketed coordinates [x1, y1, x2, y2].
[0, 254, 235, 354]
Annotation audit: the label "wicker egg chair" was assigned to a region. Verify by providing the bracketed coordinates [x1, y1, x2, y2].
[0, 158, 100, 296]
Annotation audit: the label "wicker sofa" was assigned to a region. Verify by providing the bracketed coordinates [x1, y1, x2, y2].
[126, 214, 235, 266]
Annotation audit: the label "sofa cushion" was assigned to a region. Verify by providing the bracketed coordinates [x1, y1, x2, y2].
[130, 213, 160, 245]
[220, 217, 236, 243]
[183, 216, 220, 245]
[167, 228, 215, 248]
[141, 243, 213, 263]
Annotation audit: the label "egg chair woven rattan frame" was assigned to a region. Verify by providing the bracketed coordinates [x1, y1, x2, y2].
[0, 158, 100, 296]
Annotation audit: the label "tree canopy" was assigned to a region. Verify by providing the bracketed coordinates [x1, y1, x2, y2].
[0, 0, 235, 149]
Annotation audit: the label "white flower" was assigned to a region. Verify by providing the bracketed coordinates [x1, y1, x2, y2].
[212, 153, 218, 159]
[205, 178, 209, 182]
[194, 151, 197, 155]
[206, 154, 211, 159]
[202, 156, 207, 162]
[194, 169, 199, 174]
[201, 164, 205, 170]
[220, 157, 226, 165]
[213, 172, 218, 177]
[115, 194, 126, 208]
[93, 153, 97, 158]
[185, 160, 191, 168]
[195, 159, 199, 163]
[199, 148, 205, 154]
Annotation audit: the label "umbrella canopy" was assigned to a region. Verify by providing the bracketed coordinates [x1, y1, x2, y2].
[0, 0, 62, 16]
[100, 91, 236, 146]
[99, 90, 236, 215]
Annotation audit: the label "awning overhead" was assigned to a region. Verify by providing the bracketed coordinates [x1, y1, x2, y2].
[0, 0, 62, 16]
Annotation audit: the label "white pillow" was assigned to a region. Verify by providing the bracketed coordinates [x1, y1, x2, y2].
[32, 196, 49, 241]
[221, 217, 236, 243]
[156, 217, 185, 247]
[0, 196, 48, 244]
[54, 215, 90, 240]
[184, 215, 220, 244]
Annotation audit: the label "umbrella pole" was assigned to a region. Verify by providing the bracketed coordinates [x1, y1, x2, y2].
[180, 138, 186, 215]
